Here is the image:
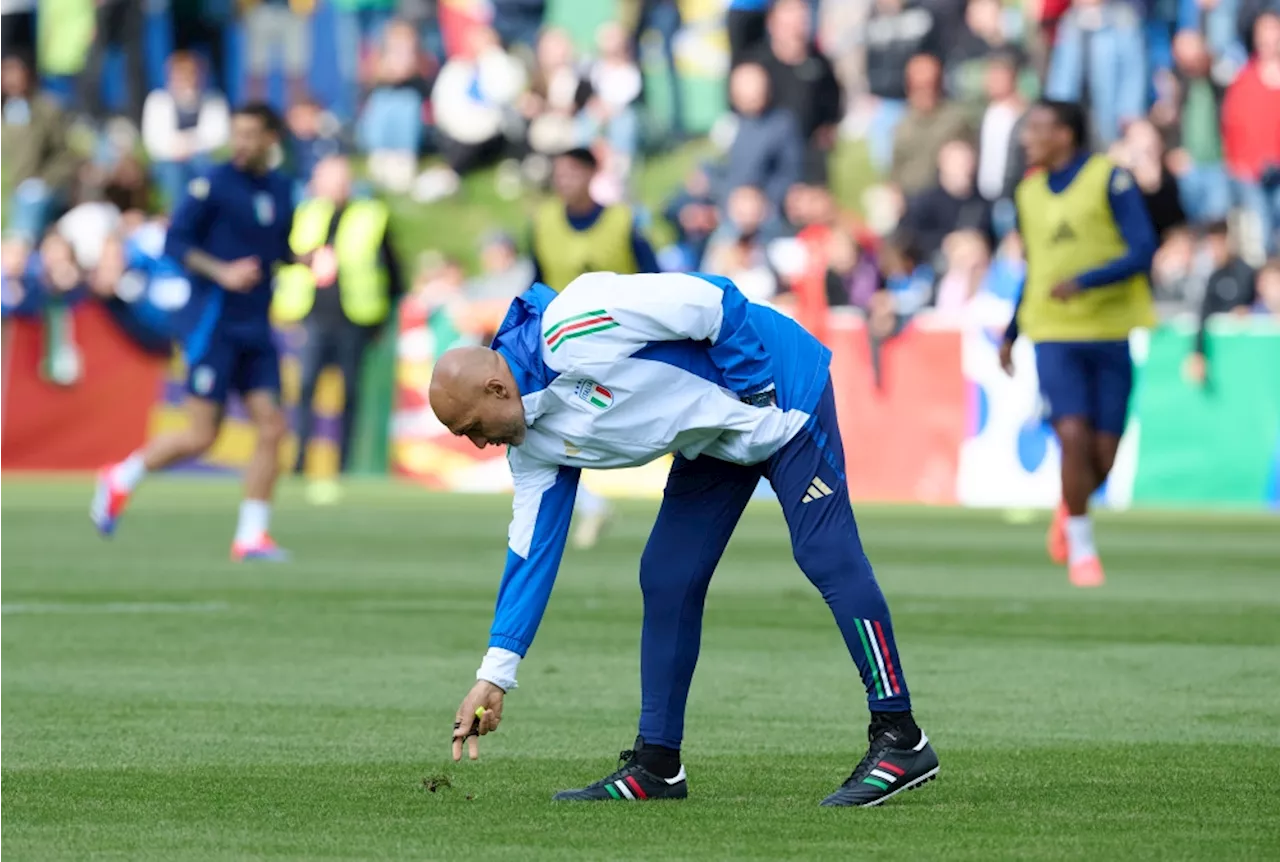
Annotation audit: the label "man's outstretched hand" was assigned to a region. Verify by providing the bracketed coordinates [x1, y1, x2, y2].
[452, 680, 505, 761]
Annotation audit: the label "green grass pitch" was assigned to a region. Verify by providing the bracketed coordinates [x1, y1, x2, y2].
[3, 478, 1279, 860]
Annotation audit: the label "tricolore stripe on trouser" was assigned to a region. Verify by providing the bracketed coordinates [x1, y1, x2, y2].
[856, 618, 901, 698]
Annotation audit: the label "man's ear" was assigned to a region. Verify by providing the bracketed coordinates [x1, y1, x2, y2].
[485, 378, 508, 399]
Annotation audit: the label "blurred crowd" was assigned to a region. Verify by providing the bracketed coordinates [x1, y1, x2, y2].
[4, 0, 1280, 378]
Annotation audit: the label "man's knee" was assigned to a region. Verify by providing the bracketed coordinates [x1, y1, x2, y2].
[1054, 417, 1092, 454]
[792, 537, 871, 594]
[185, 419, 221, 456]
[256, 405, 289, 447]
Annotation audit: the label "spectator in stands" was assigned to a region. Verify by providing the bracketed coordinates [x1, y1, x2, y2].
[932, 228, 989, 315]
[334, 0, 397, 120]
[1166, 30, 1233, 224]
[1, 0, 36, 59]
[78, 0, 146, 124]
[1179, 0, 1249, 70]
[273, 155, 405, 476]
[287, 97, 344, 196]
[423, 25, 527, 202]
[522, 28, 590, 168]
[2, 55, 78, 246]
[584, 23, 643, 177]
[529, 147, 659, 290]
[702, 185, 780, 301]
[170, 0, 233, 92]
[860, 0, 939, 173]
[662, 165, 719, 271]
[946, 0, 1026, 103]
[398, 0, 447, 65]
[724, 62, 804, 214]
[1184, 220, 1257, 384]
[727, 0, 771, 69]
[359, 19, 432, 194]
[465, 231, 536, 301]
[621, 0, 686, 141]
[492, 0, 547, 49]
[142, 52, 231, 208]
[977, 52, 1026, 208]
[1221, 11, 1280, 256]
[891, 53, 975, 197]
[1044, 0, 1147, 147]
[901, 137, 994, 267]
[1113, 119, 1186, 240]
[1256, 258, 1280, 316]
[244, 0, 313, 106]
[746, 0, 842, 183]
[868, 231, 934, 384]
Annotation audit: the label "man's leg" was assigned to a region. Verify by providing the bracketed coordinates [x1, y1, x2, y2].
[91, 345, 230, 535]
[292, 321, 333, 475]
[552, 455, 758, 802]
[231, 341, 289, 560]
[1037, 342, 1106, 585]
[332, 323, 371, 473]
[765, 382, 938, 807]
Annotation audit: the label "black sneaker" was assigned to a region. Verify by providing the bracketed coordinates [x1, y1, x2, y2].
[552, 744, 688, 802]
[820, 723, 939, 807]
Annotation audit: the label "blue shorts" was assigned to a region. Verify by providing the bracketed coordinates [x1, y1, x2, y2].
[1034, 340, 1133, 436]
[184, 331, 281, 405]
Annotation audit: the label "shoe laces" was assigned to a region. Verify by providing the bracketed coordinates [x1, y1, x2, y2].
[588, 749, 639, 789]
[843, 732, 896, 786]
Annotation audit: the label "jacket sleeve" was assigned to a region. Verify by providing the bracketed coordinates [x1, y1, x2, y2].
[164, 176, 216, 263]
[476, 449, 581, 691]
[567, 271, 775, 396]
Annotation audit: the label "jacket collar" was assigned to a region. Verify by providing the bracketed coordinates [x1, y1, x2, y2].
[490, 282, 560, 397]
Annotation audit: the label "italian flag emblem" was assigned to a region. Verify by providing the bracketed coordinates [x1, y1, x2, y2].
[575, 379, 614, 409]
[544, 309, 620, 352]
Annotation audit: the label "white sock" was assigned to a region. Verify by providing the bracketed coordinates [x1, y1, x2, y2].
[1065, 515, 1097, 564]
[574, 486, 609, 517]
[110, 452, 148, 492]
[234, 499, 271, 545]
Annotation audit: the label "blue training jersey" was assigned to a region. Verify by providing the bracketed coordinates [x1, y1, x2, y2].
[164, 162, 295, 341]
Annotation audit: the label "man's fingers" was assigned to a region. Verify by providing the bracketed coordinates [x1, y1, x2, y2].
[467, 734, 480, 760]
[451, 733, 464, 762]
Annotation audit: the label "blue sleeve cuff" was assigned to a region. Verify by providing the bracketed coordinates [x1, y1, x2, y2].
[487, 635, 530, 656]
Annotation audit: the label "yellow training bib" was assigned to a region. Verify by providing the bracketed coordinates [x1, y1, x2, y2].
[1016, 155, 1155, 342]
[532, 202, 639, 291]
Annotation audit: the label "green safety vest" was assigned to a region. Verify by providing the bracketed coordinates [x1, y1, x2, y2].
[274, 199, 391, 326]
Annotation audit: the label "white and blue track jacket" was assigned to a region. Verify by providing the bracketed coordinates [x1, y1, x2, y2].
[475, 272, 832, 691]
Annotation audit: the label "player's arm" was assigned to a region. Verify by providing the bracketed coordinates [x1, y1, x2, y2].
[630, 226, 661, 274]
[164, 179, 217, 273]
[585, 272, 776, 400]
[164, 179, 258, 291]
[1070, 168, 1158, 290]
[477, 451, 582, 692]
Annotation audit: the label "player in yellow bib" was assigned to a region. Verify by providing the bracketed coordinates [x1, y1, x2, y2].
[527, 147, 660, 549]
[999, 100, 1158, 588]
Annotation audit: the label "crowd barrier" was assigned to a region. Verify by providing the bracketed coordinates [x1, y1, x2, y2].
[5, 303, 1277, 510]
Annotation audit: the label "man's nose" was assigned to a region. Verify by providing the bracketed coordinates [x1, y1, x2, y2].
[468, 434, 487, 450]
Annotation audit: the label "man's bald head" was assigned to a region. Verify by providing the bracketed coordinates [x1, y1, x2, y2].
[429, 347, 528, 449]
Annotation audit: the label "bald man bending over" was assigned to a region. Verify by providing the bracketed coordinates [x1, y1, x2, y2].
[435, 272, 938, 807]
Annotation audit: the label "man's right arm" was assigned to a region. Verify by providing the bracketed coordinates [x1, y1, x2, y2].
[476, 449, 581, 692]
[164, 177, 220, 280]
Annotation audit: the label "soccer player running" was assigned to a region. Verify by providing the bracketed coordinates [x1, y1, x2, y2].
[431, 272, 938, 807]
[92, 103, 298, 561]
[999, 99, 1158, 587]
